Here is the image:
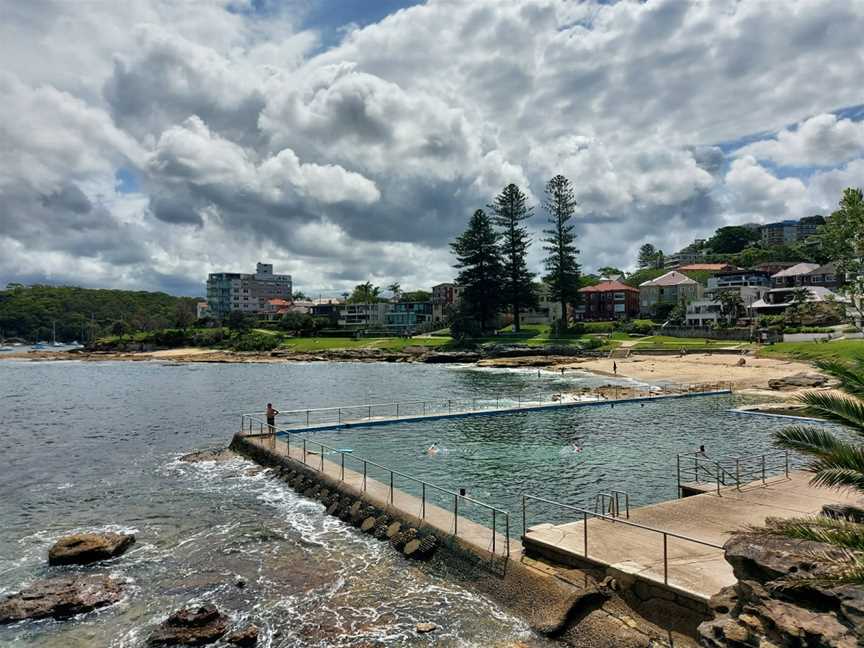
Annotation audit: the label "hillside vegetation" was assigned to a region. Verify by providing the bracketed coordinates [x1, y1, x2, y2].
[0, 285, 200, 342]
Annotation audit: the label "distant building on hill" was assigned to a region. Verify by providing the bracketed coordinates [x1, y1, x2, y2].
[639, 271, 702, 316]
[760, 215, 825, 247]
[206, 262, 293, 317]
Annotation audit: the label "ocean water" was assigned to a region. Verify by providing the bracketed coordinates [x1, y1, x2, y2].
[0, 360, 795, 646]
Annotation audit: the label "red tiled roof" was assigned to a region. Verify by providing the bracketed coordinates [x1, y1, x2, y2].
[578, 280, 638, 293]
[267, 298, 291, 306]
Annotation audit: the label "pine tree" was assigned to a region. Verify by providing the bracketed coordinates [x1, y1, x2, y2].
[489, 184, 537, 332]
[450, 209, 503, 334]
[542, 175, 580, 329]
[638, 243, 658, 268]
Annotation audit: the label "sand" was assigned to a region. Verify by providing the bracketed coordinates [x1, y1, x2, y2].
[568, 354, 819, 394]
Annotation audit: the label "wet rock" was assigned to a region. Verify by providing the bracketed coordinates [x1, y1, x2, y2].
[0, 575, 125, 624]
[226, 624, 259, 646]
[148, 604, 229, 646]
[385, 521, 402, 539]
[48, 531, 135, 565]
[767, 372, 829, 391]
[179, 448, 238, 463]
[415, 622, 437, 633]
[403, 534, 438, 560]
[421, 351, 482, 364]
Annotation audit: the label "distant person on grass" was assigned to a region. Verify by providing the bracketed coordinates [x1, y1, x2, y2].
[266, 403, 279, 434]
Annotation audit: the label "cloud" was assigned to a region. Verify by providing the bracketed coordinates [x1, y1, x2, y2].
[3, 0, 864, 293]
[736, 113, 864, 167]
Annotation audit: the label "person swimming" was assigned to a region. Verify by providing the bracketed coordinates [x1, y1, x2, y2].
[425, 442, 440, 455]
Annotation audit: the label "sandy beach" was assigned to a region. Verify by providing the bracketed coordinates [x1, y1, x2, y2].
[568, 354, 821, 395]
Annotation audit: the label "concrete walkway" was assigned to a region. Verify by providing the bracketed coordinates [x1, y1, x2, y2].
[246, 434, 520, 559]
[523, 472, 862, 601]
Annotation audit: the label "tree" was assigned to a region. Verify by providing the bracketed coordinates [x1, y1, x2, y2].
[597, 267, 624, 278]
[542, 175, 580, 330]
[489, 184, 537, 332]
[226, 310, 255, 332]
[788, 287, 811, 327]
[768, 358, 864, 585]
[292, 290, 309, 300]
[387, 282, 401, 300]
[819, 187, 864, 331]
[716, 290, 744, 325]
[638, 243, 659, 268]
[400, 290, 431, 302]
[705, 226, 760, 254]
[450, 209, 503, 334]
[174, 301, 196, 330]
[347, 282, 382, 303]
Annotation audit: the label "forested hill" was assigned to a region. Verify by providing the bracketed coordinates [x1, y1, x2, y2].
[0, 285, 200, 342]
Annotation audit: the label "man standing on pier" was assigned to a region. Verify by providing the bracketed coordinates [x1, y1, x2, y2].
[266, 403, 279, 435]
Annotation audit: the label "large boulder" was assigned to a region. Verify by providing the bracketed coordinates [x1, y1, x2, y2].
[225, 625, 259, 646]
[698, 532, 864, 647]
[48, 531, 135, 565]
[767, 372, 829, 391]
[0, 575, 125, 624]
[148, 604, 229, 646]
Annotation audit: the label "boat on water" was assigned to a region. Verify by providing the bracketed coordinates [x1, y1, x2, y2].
[0, 346, 14, 352]
[32, 342, 48, 350]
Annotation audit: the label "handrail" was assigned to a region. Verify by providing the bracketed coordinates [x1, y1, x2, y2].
[522, 494, 722, 586]
[677, 449, 790, 495]
[241, 413, 510, 559]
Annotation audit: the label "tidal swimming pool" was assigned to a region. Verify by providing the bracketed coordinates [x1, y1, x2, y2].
[300, 394, 809, 531]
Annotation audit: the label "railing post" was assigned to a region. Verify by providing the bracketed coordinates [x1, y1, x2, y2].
[454, 493, 459, 536]
[762, 454, 766, 484]
[473, 398, 476, 412]
[423, 402, 426, 416]
[694, 454, 698, 483]
[389, 471, 394, 504]
[736, 458, 741, 489]
[448, 400, 452, 415]
[363, 461, 367, 491]
[785, 450, 790, 478]
[522, 495, 526, 538]
[422, 483, 426, 519]
[396, 403, 400, 418]
[368, 405, 372, 420]
[676, 454, 681, 497]
[302, 439, 307, 464]
[338, 408, 342, 425]
[287, 431, 291, 455]
[506, 514, 510, 559]
[341, 452, 345, 481]
[492, 509, 497, 555]
[306, 409, 310, 427]
[663, 533, 668, 584]
[583, 511, 588, 557]
[320, 444, 324, 471]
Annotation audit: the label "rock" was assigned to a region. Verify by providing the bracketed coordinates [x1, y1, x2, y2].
[421, 351, 482, 364]
[767, 372, 829, 391]
[415, 622, 437, 633]
[724, 532, 845, 583]
[225, 625, 259, 646]
[148, 604, 229, 646]
[48, 531, 135, 565]
[179, 448, 237, 463]
[234, 577, 246, 589]
[0, 575, 125, 624]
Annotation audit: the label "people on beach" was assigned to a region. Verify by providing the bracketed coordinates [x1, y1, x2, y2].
[613, 362, 617, 375]
[266, 403, 279, 434]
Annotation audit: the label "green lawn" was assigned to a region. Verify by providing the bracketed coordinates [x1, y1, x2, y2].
[757, 339, 864, 363]
[277, 336, 453, 352]
[633, 335, 741, 348]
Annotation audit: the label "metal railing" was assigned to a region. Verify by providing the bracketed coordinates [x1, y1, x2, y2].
[593, 490, 630, 518]
[676, 449, 790, 496]
[240, 383, 734, 432]
[240, 415, 510, 559]
[522, 494, 722, 587]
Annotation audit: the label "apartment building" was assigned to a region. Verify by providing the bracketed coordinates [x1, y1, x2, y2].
[575, 280, 639, 320]
[206, 262, 292, 317]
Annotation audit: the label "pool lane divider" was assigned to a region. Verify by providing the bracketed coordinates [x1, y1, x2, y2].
[276, 389, 733, 434]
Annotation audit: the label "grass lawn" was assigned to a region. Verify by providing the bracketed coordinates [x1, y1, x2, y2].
[757, 339, 864, 363]
[277, 336, 453, 352]
[633, 335, 742, 348]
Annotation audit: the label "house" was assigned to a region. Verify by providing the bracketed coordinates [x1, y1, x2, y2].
[806, 261, 841, 289]
[431, 282, 461, 324]
[519, 284, 564, 325]
[639, 271, 702, 317]
[337, 302, 391, 327]
[262, 298, 292, 320]
[575, 280, 640, 320]
[677, 263, 738, 273]
[770, 263, 820, 288]
[750, 286, 848, 316]
[685, 299, 722, 327]
[386, 301, 433, 334]
[196, 302, 210, 320]
[707, 269, 771, 291]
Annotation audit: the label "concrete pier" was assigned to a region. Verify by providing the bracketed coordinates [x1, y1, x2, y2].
[523, 471, 860, 602]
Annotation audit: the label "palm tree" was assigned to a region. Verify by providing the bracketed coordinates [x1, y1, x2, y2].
[768, 357, 864, 584]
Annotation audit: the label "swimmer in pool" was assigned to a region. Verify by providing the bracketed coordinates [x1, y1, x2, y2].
[425, 442, 440, 455]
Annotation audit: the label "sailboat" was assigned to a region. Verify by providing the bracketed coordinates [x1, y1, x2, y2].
[52, 321, 63, 346]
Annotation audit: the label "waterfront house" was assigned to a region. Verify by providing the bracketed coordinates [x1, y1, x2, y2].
[750, 286, 848, 316]
[639, 271, 702, 317]
[575, 280, 639, 320]
[337, 302, 391, 327]
[386, 301, 433, 334]
[431, 282, 461, 324]
[770, 263, 820, 288]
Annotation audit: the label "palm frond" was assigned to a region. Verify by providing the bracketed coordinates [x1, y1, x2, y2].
[797, 391, 864, 432]
[815, 358, 864, 398]
[751, 516, 864, 551]
[806, 466, 864, 493]
[778, 549, 864, 588]
[773, 426, 848, 458]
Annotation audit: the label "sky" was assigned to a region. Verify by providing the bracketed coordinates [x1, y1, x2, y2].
[2, 0, 864, 297]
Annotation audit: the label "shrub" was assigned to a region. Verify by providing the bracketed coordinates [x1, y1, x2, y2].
[583, 321, 615, 333]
